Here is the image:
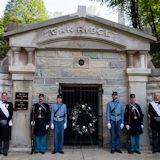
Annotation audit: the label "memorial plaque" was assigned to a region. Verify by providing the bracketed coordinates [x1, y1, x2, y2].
[15, 92, 28, 110]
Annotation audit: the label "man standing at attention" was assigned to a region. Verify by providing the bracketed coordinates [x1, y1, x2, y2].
[148, 92, 160, 153]
[106, 91, 124, 153]
[0, 92, 13, 156]
[125, 94, 144, 154]
[31, 94, 50, 154]
[51, 94, 67, 154]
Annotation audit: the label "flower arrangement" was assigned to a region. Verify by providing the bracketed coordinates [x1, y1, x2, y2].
[71, 103, 97, 135]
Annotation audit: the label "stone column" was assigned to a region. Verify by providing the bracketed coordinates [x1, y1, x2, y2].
[127, 51, 136, 68]
[25, 48, 35, 66]
[12, 47, 21, 66]
[139, 51, 146, 68]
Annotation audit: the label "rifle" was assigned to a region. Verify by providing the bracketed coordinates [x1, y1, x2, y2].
[30, 105, 35, 154]
[126, 105, 131, 151]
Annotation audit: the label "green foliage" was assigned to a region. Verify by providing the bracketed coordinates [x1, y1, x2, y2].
[0, 0, 48, 57]
[3, 0, 48, 25]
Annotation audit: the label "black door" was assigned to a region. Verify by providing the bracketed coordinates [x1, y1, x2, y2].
[60, 84, 102, 145]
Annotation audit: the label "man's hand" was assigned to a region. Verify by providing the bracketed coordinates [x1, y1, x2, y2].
[51, 123, 54, 129]
[107, 123, 111, 129]
[126, 125, 130, 130]
[141, 125, 144, 129]
[46, 125, 49, 130]
[31, 121, 35, 126]
[64, 123, 67, 129]
[120, 123, 124, 130]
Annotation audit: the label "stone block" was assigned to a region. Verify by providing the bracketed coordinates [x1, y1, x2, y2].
[36, 50, 57, 57]
[110, 61, 126, 68]
[57, 51, 73, 58]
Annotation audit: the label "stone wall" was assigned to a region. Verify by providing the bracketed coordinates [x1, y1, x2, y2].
[32, 49, 128, 148]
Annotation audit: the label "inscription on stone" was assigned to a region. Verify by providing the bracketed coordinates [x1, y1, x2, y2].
[42, 24, 118, 40]
[15, 92, 28, 110]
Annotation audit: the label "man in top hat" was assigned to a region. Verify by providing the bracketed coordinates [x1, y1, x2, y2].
[148, 92, 160, 153]
[0, 92, 13, 156]
[30, 94, 50, 154]
[124, 94, 144, 154]
[106, 91, 124, 153]
[51, 94, 67, 154]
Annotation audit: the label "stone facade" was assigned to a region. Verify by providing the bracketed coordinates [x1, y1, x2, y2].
[1, 6, 157, 150]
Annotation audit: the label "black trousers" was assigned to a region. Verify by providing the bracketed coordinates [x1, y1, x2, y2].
[0, 140, 9, 154]
[152, 130, 160, 152]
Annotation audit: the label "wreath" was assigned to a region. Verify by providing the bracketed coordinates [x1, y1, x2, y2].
[70, 103, 97, 135]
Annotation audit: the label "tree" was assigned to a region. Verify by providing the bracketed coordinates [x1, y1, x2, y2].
[0, 0, 48, 57]
[3, 0, 48, 25]
[92, 0, 160, 67]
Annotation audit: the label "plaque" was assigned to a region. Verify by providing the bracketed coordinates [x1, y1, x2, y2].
[15, 92, 28, 110]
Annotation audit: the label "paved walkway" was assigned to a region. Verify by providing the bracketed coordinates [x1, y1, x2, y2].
[0, 148, 160, 160]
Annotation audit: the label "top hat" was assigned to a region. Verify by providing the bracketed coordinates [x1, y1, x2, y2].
[112, 91, 118, 96]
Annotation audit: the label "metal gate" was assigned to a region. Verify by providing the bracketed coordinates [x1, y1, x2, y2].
[59, 84, 103, 145]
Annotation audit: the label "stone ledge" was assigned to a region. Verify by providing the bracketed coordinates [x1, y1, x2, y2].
[9, 66, 36, 74]
[127, 68, 151, 76]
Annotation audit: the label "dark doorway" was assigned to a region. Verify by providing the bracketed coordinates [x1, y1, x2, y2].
[59, 84, 103, 145]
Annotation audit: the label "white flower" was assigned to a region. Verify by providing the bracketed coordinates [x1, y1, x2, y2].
[72, 123, 76, 126]
[72, 117, 75, 120]
[89, 123, 92, 126]
[88, 107, 91, 110]
[82, 105, 85, 109]
[82, 126, 86, 129]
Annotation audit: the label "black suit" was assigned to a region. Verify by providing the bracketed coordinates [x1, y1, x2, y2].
[148, 102, 160, 152]
[0, 101, 13, 155]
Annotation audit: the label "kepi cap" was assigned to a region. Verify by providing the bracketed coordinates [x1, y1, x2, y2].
[130, 94, 135, 98]
[39, 93, 44, 97]
[112, 91, 118, 96]
[57, 94, 63, 99]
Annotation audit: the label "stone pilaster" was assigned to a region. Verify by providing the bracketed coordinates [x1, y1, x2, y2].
[11, 47, 21, 66]
[24, 47, 35, 66]
[139, 51, 147, 68]
[127, 51, 136, 68]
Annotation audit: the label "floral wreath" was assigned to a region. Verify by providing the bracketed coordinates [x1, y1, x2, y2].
[70, 103, 97, 135]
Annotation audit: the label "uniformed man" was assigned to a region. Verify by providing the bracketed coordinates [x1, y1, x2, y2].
[31, 94, 50, 154]
[0, 92, 13, 156]
[106, 91, 124, 153]
[148, 92, 160, 153]
[51, 94, 67, 154]
[125, 94, 144, 154]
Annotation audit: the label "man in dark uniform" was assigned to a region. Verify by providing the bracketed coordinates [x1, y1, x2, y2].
[148, 92, 160, 153]
[31, 94, 50, 154]
[0, 92, 13, 156]
[125, 94, 144, 154]
[51, 94, 67, 154]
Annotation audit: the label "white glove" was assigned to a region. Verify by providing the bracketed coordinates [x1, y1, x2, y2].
[120, 123, 124, 130]
[64, 123, 67, 129]
[31, 121, 35, 126]
[126, 125, 130, 130]
[51, 123, 54, 129]
[141, 125, 144, 129]
[46, 125, 49, 130]
[107, 123, 111, 129]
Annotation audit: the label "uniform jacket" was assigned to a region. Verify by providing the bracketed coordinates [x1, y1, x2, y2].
[0, 101, 13, 141]
[51, 103, 67, 123]
[125, 103, 143, 135]
[106, 100, 124, 124]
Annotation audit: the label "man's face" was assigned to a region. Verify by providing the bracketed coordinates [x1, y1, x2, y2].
[130, 97, 135, 104]
[39, 96, 45, 103]
[57, 97, 62, 103]
[112, 95, 118, 100]
[1, 93, 8, 102]
[154, 92, 160, 101]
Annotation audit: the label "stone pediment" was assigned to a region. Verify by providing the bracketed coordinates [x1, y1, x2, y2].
[36, 20, 125, 50]
[4, 6, 156, 50]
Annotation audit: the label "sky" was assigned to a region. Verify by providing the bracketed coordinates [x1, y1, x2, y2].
[0, 0, 118, 22]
